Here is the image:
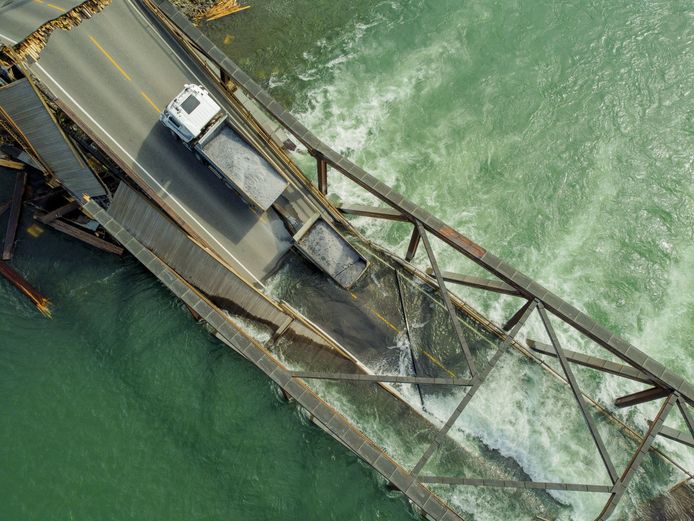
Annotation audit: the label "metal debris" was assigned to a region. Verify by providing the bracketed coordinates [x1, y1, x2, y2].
[0, 260, 51, 317]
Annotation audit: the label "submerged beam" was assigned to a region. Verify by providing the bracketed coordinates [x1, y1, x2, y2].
[417, 221, 476, 378]
[417, 476, 612, 493]
[411, 300, 538, 475]
[292, 371, 472, 386]
[2, 171, 26, 261]
[503, 299, 534, 332]
[527, 339, 651, 384]
[596, 394, 676, 520]
[336, 203, 407, 222]
[425, 268, 520, 296]
[45, 219, 123, 255]
[538, 304, 618, 485]
[676, 397, 694, 439]
[395, 270, 426, 408]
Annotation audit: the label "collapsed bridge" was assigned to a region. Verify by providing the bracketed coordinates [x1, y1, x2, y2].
[0, 1, 692, 520]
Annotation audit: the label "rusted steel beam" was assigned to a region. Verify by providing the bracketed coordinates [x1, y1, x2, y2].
[292, 371, 472, 386]
[614, 386, 670, 409]
[417, 221, 476, 378]
[46, 219, 123, 255]
[0, 260, 51, 317]
[650, 422, 694, 448]
[425, 269, 520, 296]
[596, 394, 676, 521]
[411, 300, 538, 476]
[527, 339, 651, 384]
[417, 476, 612, 493]
[316, 156, 328, 195]
[336, 202, 407, 222]
[403, 225, 420, 262]
[36, 201, 79, 224]
[538, 303, 618, 485]
[2, 171, 26, 261]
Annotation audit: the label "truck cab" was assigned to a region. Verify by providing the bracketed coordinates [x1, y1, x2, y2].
[160, 84, 221, 143]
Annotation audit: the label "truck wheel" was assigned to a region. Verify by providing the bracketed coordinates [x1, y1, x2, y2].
[169, 129, 179, 142]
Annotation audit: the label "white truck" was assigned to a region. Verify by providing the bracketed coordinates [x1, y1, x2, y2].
[161, 84, 368, 289]
[160, 84, 288, 211]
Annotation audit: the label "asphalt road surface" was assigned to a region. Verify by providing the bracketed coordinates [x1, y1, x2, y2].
[0, 0, 84, 44]
[2, 0, 293, 284]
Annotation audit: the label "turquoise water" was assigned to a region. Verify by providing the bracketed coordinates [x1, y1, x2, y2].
[3, 0, 694, 519]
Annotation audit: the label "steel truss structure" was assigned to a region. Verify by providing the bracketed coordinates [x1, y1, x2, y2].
[141, 1, 693, 517]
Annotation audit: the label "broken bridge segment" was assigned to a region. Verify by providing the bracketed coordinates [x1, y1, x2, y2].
[145, 0, 694, 404]
[82, 195, 466, 521]
[0, 78, 106, 200]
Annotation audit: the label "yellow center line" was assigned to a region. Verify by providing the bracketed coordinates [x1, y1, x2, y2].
[369, 308, 400, 333]
[88, 35, 132, 81]
[140, 91, 161, 113]
[34, 0, 65, 12]
[420, 349, 457, 377]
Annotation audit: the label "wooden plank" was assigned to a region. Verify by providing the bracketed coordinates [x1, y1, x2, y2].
[36, 201, 79, 224]
[2, 171, 26, 261]
[46, 219, 123, 255]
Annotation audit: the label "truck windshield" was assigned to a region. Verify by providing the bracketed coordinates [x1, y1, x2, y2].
[180, 94, 200, 114]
